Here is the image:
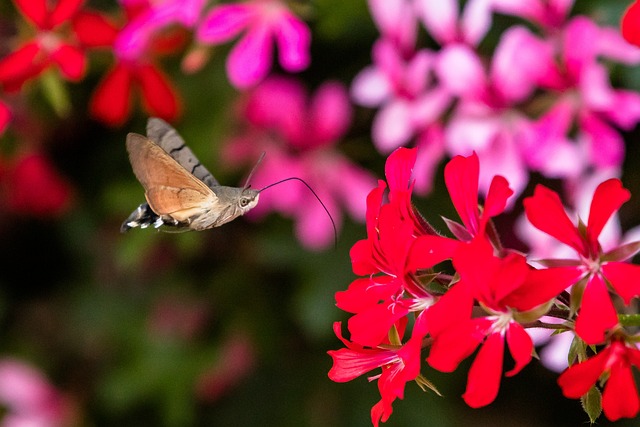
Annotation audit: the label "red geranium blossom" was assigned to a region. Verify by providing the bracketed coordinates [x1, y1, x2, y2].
[622, 0, 640, 48]
[524, 179, 640, 344]
[558, 339, 640, 421]
[0, 0, 98, 91]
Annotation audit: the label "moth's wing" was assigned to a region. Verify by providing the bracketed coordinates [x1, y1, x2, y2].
[126, 132, 217, 222]
[146, 117, 219, 188]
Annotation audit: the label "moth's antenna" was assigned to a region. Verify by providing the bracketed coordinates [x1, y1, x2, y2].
[259, 177, 338, 249]
[243, 151, 266, 190]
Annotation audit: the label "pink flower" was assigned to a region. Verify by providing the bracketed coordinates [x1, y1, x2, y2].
[558, 340, 640, 421]
[492, 0, 574, 29]
[414, 0, 493, 47]
[0, 358, 71, 427]
[196, 0, 310, 88]
[223, 76, 375, 249]
[524, 179, 640, 344]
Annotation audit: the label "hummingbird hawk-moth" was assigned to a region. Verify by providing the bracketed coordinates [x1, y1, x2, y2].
[121, 118, 336, 242]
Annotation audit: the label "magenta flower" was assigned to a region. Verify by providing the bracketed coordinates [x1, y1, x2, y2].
[492, 0, 574, 29]
[0, 358, 71, 426]
[524, 179, 640, 344]
[223, 76, 375, 249]
[196, 0, 310, 88]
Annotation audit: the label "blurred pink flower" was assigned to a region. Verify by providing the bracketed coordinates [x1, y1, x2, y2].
[196, 0, 310, 88]
[0, 358, 70, 427]
[414, 0, 493, 47]
[223, 76, 376, 250]
[492, 0, 574, 29]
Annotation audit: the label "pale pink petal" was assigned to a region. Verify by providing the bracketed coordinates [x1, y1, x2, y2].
[579, 113, 625, 169]
[196, 4, 253, 44]
[413, 0, 458, 44]
[476, 131, 528, 198]
[579, 63, 614, 110]
[295, 188, 341, 250]
[460, 0, 492, 45]
[351, 66, 391, 107]
[368, 0, 417, 50]
[403, 50, 432, 96]
[597, 26, 640, 65]
[491, 0, 543, 21]
[411, 87, 451, 130]
[333, 160, 377, 220]
[413, 124, 446, 194]
[372, 100, 414, 152]
[227, 24, 272, 88]
[491, 26, 552, 102]
[539, 331, 572, 373]
[274, 12, 311, 72]
[445, 108, 500, 153]
[435, 44, 486, 99]
[563, 17, 599, 79]
[603, 90, 640, 130]
[309, 81, 351, 145]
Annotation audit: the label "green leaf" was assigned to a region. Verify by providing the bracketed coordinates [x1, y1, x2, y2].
[568, 335, 587, 366]
[39, 69, 71, 117]
[581, 386, 602, 424]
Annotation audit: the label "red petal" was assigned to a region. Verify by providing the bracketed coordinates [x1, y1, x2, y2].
[50, 0, 84, 28]
[480, 175, 513, 233]
[523, 184, 586, 255]
[0, 43, 43, 88]
[463, 332, 504, 408]
[427, 280, 474, 337]
[505, 323, 532, 376]
[335, 277, 396, 314]
[89, 63, 133, 127]
[72, 11, 119, 47]
[603, 362, 640, 420]
[427, 320, 480, 373]
[350, 239, 377, 276]
[622, 1, 640, 48]
[505, 266, 582, 312]
[384, 147, 416, 193]
[557, 347, 610, 398]
[13, 0, 48, 28]
[587, 179, 630, 252]
[50, 44, 86, 80]
[347, 301, 409, 347]
[0, 101, 10, 134]
[327, 347, 396, 383]
[407, 235, 459, 270]
[136, 63, 181, 122]
[445, 153, 480, 235]
[575, 275, 619, 345]
[601, 262, 640, 305]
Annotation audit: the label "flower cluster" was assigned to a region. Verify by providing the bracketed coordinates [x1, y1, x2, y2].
[353, 0, 640, 198]
[328, 147, 640, 425]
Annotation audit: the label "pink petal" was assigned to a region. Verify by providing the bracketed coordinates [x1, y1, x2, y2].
[274, 12, 311, 72]
[523, 184, 586, 255]
[575, 275, 619, 344]
[372, 100, 413, 152]
[50, 44, 86, 80]
[604, 90, 640, 130]
[505, 323, 532, 376]
[413, 124, 446, 194]
[435, 44, 486, 99]
[333, 161, 376, 220]
[294, 188, 341, 250]
[563, 17, 599, 79]
[444, 152, 480, 236]
[601, 262, 640, 305]
[309, 81, 351, 145]
[463, 332, 504, 408]
[603, 362, 640, 420]
[196, 4, 252, 44]
[598, 26, 640, 65]
[557, 346, 609, 398]
[227, 24, 272, 88]
[580, 114, 625, 169]
[413, 0, 458, 44]
[367, 0, 416, 51]
[460, 0, 492, 46]
[586, 179, 630, 246]
[351, 66, 391, 107]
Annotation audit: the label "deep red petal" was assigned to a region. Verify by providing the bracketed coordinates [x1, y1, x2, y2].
[407, 235, 459, 270]
[350, 238, 378, 276]
[557, 347, 610, 398]
[13, 0, 48, 28]
[575, 275, 619, 345]
[601, 262, 640, 305]
[0, 43, 42, 87]
[50, 0, 84, 28]
[0, 101, 11, 134]
[327, 347, 396, 383]
[427, 280, 474, 337]
[89, 63, 133, 127]
[587, 179, 630, 252]
[622, 1, 640, 48]
[523, 184, 586, 255]
[463, 332, 504, 408]
[480, 175, 513, 233]
[347, 301, 409, 347]
[136, 63, 181, 122]
[384, 147, 416, 193]
[335, 277, 397, 313]
[505, 266, 582, 312]
[427, 320, 480, 373]
[602, 362, 640, 420]
[445, 153, 480, 235]
[72, 11, 119, 47]
[505, 323, 532, 376]
[50, 44, 86, 80]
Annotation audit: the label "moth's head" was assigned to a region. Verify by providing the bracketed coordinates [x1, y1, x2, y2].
[238, 188, 260, 213]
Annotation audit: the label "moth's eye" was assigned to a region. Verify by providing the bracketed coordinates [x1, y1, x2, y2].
[239, 197, 250, 207]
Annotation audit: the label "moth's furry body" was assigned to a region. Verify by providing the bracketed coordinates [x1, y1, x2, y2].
[121, 118, 259, 233]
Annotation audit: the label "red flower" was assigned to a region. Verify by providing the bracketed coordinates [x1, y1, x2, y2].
[443, 152, 513, 242]
[558, 340, 640, 421]
[0, 0, 91, 91]
[622, 1, 640, 48]
[1, 153, 72, 217]
[0, 100, 11, 134]
[328, 320, 425, 427]
[524, 179, 640, 344]
[427, 238, 580, 408]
